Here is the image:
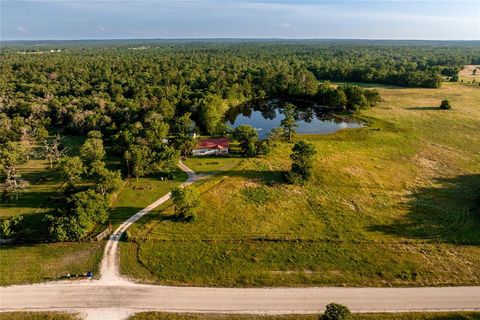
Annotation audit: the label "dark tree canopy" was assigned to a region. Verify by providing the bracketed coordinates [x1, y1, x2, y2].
[288, 140, 317, 184]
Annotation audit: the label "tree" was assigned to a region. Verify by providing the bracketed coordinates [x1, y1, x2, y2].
[57, 156, 84, 187]
[341, 85, 369, 111]
[280, 103, 298, 142]
[42, 134, 65, 169]
[80, 131, 105, 167]
[329, 88, 348, 111]
[288, 140, 316, 184]
[199, 94, 227, 135]
[234, 125, 259, 157]
[268, 127, 285, 141]
[90, 164, 122, 196]
[46, 189, 109, 241]
[320, 303, 351, 320]
[171, 186, 200, 221]
[69, 189, 109, 227]
[144, 111, 170, 144]
[0, 141, 29, 203]
[440, 98, 452, 110]
[172, 113, 197, 158]
[149, 143, 179, 176]
[124, 145, 150, 180]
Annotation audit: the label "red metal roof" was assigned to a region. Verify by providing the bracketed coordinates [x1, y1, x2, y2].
[196, 138, 229, 150]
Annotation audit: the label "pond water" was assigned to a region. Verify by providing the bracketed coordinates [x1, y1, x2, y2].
[225, 100, 364, 139]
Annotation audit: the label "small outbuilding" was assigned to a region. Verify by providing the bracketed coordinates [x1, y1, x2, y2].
[192, 138, 229, 156]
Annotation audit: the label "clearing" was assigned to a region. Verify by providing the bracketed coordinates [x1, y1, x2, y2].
[120, 82, 480, 287]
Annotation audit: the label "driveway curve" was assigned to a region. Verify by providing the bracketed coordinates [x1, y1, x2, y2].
[99, 161, 198, 284]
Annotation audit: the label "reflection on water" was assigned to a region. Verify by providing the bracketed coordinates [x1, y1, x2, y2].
[225, 99, 364, 138]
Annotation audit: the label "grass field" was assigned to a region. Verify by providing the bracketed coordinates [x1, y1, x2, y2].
[129, 312, 480, 320]
[109, 169, 188, 229]
[0, 312, 79, 320]
[120, 82, 480, 287]
[0, 241, 104, 285]
[459, 65, 480, 83]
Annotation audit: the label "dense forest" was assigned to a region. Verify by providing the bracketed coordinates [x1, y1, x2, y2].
[1, 41, 479, 241]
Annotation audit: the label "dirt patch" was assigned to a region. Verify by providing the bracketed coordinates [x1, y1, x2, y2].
[459, 65, 480, 81]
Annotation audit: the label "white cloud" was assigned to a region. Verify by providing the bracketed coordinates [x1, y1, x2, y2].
[17, 26, 29, 34]
[269, 21, 297, 29]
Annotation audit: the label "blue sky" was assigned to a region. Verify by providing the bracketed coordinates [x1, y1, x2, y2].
[1, 0, 479, 40]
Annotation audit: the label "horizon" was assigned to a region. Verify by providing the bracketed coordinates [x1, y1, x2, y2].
[3, 37, 480, 43]
[1, 0, 479, 41]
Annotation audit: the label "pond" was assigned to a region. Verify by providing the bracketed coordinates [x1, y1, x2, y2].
[225, 99, 364, 139]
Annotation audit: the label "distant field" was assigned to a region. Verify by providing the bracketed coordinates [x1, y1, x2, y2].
[129, 312, 480, 320]
[459, 65, 480, 83]
[120, 82, 480, 287]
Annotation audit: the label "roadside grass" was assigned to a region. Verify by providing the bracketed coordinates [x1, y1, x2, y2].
[0, 312, 80, 320]
[129, 312, 480, 320]
[120, 82, 480, 287]
[0, 241, 104, 285]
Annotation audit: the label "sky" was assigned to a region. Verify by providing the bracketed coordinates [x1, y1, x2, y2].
[1, 0, 479, 41]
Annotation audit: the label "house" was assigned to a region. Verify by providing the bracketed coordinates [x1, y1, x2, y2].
[192, 138, 229, 156]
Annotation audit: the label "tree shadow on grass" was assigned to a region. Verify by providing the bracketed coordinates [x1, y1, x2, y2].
[209, 169, 287, 185]
[406, 106, 442, 110]
[368, 174, 480, 244]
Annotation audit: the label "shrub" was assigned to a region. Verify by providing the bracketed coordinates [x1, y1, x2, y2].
[320, 303, 351, 320]
[440, 99, 452, 110]
[0, 215, 23, 238]
[256, 139, 272, 155]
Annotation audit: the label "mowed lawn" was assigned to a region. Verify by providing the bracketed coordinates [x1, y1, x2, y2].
[120, 82, 480, 287]
[0, 242, 104, 285]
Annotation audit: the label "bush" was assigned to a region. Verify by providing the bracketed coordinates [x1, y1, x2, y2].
[256, 139, 272, 155]
[0, 215, 23, 238]
[440, 99, 452, 110]
[320, 303, 351, 320]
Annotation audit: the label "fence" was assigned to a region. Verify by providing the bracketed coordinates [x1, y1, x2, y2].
[90, 225, 112, 241]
